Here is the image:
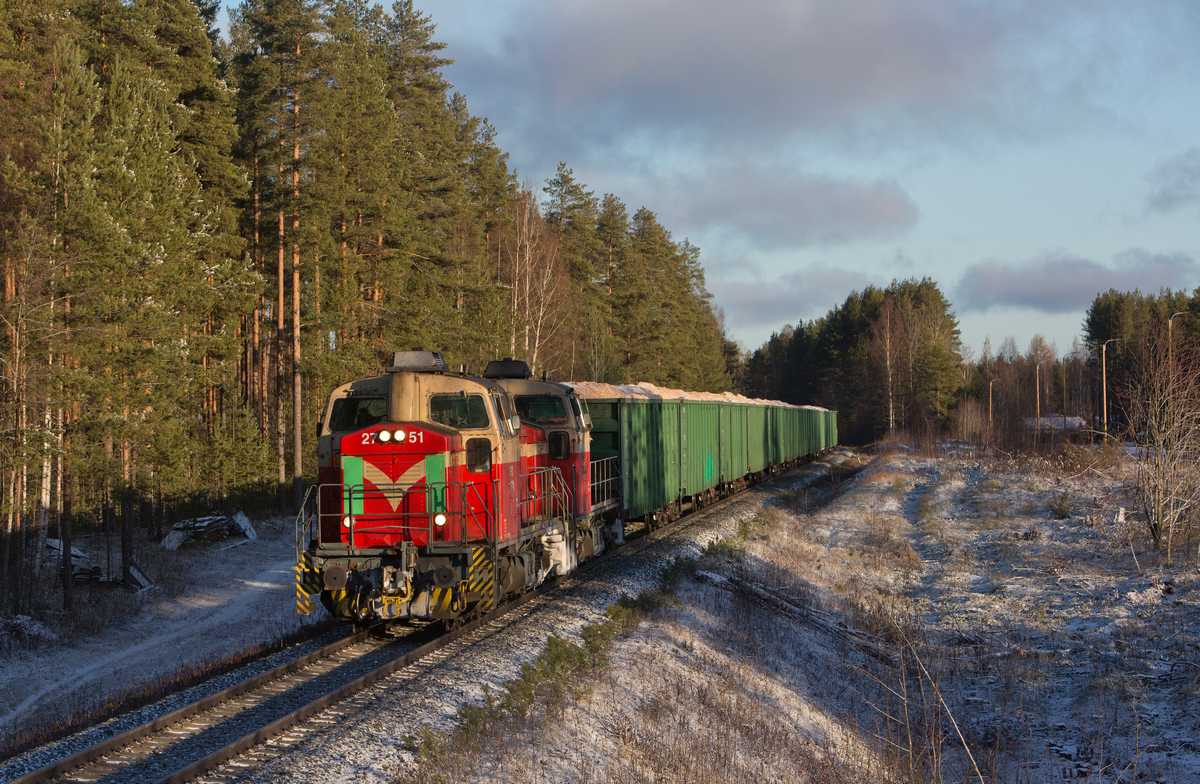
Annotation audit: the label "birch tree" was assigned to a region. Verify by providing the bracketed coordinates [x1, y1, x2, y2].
[1125, 331, 1200, 563]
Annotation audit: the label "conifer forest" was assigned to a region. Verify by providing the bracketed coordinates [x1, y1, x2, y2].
[0, 0, 739, 610]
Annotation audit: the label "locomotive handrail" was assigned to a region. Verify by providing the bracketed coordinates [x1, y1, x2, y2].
[518, 465, 571, 523]
[589, 455, 621, 512]
[295, 483, 319, 562]
[319, 478, 496, 551]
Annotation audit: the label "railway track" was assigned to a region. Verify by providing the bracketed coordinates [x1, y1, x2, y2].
[7, 532, 653, 783]
[9, 457, 840, 784]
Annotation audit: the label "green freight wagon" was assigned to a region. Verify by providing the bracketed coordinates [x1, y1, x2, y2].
[572, 384, 836, 529]
[747, 403, 770, 474]
[721, 403, 749, 481]
[680, 401, 721, 498]
[584, 396, 680, 520]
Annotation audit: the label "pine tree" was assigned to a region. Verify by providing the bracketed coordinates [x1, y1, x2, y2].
[0, 0, 82, 611]
[235, 0, 327, 510]
[41, 38, 111, 606]
[586, 194, 630, 381]
[458, 112, 514, 367]
[381, 0, 463, 353]
[541, 162, 601, 378]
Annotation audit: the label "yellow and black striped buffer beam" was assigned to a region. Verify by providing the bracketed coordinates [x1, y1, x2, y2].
[429, 586, 455, 615]
[296, 551, 319, 615]
[468, 547, 495, 612]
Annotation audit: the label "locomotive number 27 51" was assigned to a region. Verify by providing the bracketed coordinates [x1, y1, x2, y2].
[360, 430, 423, 445]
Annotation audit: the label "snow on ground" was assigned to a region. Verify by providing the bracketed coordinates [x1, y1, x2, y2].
[424, 447, 1200, 783]
[5, 447, 1198, 783]
[0, 513, 319, 747]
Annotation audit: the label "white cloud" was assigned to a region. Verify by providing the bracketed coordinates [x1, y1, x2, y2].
[447, 0, 1193, 169]
[657, 165, 918, 248]
[710, 261, 875, 339]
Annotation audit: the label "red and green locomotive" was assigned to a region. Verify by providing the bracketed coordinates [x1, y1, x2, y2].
[296, 351, 620, 626]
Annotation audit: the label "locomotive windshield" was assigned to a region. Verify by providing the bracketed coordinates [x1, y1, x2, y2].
[429, 394, 490, 429]
[328, 396, 387, 432]
[514, 395, 569, 425]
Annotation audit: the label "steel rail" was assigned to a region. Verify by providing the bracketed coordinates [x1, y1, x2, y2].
[158, 494, 701, 784]
[6, 628, 375, 784]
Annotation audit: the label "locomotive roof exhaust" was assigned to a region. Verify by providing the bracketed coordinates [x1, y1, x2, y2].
[389, 350, 448, 373]
[482, 358, 532, 379]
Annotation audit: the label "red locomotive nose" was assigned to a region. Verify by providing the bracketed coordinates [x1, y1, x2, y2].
[335, 423, 463, 550]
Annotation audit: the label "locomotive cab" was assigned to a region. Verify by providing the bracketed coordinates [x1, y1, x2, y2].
[304, 351, 581, 627]
[483, 359, 622, 558]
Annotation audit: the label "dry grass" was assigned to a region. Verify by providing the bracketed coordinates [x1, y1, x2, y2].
[396, 448, 1199, 784]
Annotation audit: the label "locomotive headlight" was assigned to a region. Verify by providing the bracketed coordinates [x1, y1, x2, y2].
[434, 514, 447, 527]
[378, 430, 392, 443]
[394, 429, 406, 442]
[341, 515, 352, 528]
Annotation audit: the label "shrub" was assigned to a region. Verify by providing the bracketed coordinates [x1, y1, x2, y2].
[1049, 490, 1072, 520]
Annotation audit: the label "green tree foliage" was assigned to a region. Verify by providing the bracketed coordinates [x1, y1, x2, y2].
[1080, 287, 1200, 433]
[1082, 288, 1199, 402]
[743, 278, 962, 443]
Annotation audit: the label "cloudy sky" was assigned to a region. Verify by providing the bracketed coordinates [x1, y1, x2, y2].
[224, 0, 1200, 358]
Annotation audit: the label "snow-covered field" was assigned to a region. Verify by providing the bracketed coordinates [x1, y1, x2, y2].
[411, 447, 1200, 783]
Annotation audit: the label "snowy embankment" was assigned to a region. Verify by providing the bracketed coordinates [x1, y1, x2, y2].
[408, 447, 1200, 783]
[0, 513, 323, 770]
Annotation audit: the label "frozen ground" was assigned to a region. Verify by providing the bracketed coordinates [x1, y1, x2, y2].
[0, 513, 322, 760]
[5, 447, 1198, 783]
[418, 447, 1200, 784]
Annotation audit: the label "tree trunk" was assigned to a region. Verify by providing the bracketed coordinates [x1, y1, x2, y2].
[61, 448, 72, 611]
[291, 91, 303, 513]
[277, 202, 287, 511]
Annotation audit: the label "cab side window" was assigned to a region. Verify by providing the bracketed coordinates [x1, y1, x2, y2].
[466, 438, 492, 473]
[549, 431, 569, 461]
[514, 395, 568, 425]
[492, 394, 512, 437]
[328, 396, 387, 432]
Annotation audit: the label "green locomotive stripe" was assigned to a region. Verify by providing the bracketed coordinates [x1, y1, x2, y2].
[425, 454, 446, 513]
[342, 456, 365, 516]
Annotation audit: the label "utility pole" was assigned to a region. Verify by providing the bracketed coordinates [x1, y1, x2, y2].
[988, 378, 994, 429]
[1101, 338, 1123, 439]
[1035, 363, 1041, 441]
[1169, 311, 1193, 368]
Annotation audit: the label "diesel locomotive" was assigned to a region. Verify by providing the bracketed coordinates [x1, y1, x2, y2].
[295, 350, 836, 627]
